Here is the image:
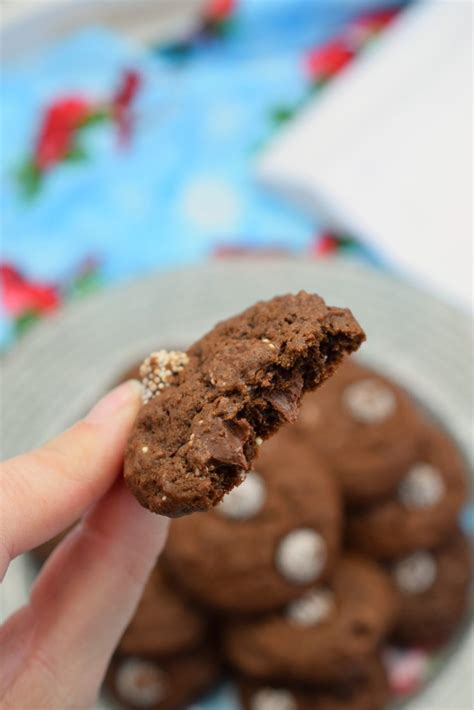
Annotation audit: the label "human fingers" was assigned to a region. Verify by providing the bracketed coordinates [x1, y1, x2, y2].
[0, 379, 142, 579]
[1, 480, 169, 708]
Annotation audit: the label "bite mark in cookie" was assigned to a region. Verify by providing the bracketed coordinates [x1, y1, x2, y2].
[124, 291, 365, 517]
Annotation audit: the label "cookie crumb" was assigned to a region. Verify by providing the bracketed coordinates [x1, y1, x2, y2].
[261, 337, 276, 350]
[140, 350, 189, 404]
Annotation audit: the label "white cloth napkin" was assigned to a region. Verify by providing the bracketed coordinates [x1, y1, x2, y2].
[257, 0, 472, 311]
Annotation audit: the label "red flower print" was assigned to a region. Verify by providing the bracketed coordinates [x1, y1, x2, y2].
[311, 232, 340, 257]
[205, 0, 235, 22]
[35, 97, 90, 170]
[112, 69, 142, 146]
[304, 39, 354, 81]
[352, 7, 400, 32]
[113, 69, 141, 112]
[345, 7, 400, 50]
[0, 263, 60, 317]
[16, 68, 142, 198]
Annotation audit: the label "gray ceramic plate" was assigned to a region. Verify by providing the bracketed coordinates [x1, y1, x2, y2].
[1, 259, 473, 709]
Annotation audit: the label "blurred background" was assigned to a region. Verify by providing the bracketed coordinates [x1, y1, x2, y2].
[0, 0, 471, 350]
[0, 1, 472, 709]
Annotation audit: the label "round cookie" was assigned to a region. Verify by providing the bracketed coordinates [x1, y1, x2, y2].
[106, 645, 219, 710]
[390, 529, 472, 646]
[124, 292, 364, 517]
[118, 565, 207, 658]
[164, 431, 342, 613]
[294, 359, 423, 505]
[224, 555, 398, 684]
[346, 425, 468, 559]
[238, 658, 389, 710]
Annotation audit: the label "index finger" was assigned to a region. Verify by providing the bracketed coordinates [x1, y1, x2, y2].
[0, 380, 142, 579]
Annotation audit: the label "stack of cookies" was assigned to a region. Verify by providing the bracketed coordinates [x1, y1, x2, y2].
[104, 358, 471, 710]
[32, 358, 471, 710]
[302, 360, 471, 650]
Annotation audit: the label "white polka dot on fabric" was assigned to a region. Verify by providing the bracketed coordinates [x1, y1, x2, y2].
[398, 463, 446, 509]
[115, 658, 165, 707]
[393, 551, 437, 594]
[181, 177, 241, 230]
[275, 528, 327, 585]
[286, 588, 334, 627]
[251, 688, 297, 710]
[217, 471, 266, 521]
[342, 379, 396, 424]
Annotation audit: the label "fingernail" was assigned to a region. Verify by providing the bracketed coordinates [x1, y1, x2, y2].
[85, 380, 143, 424]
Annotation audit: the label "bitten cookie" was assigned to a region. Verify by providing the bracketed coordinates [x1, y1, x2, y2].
[124, 292, 365, 516]
[164, 431, 342, 613]
[238, 657, 389, 710]
[390, 529, 472, 646]
[293, 360, 422, 506]
[118, 565, 207, 658]
[106, 645, 219, 710]
[224, 555, 398, 684]
[346, 425, 468, 559]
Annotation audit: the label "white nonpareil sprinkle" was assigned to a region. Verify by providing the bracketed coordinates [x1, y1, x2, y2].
[251, 688, 297, 710]
[342, 378, 396, 424]
[217, 471, 267, 521]
[286, 588, 334, 627]
[393, 551, 437, 594]
[276, 528, 327, 585]
[115, 657, 165, 707]
[398, 463, 446, 509]
[140, 350, 189, 404]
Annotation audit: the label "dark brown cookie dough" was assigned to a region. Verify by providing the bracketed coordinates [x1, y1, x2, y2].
[118, 565, 207, 658]
[124, 292, 365, 517]
[224, 555, 398, 685]
[106, 644, 219, 710]
[346, 425, 469, 559]
[293, 359, 423, 506]
[238, 657, 389, 710]
[390, 529, 472, 647]
[164, 430, 342, 614]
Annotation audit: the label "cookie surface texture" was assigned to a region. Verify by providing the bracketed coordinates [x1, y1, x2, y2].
[125, 291, 365, 516]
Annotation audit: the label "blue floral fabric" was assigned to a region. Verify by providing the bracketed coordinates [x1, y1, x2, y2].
[0, 0, 401, 347]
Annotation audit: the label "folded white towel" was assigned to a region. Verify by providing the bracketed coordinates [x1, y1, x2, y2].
[257, 0, 472, 311]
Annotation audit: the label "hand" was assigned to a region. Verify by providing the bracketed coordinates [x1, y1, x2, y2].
[0, 380, 169, 709]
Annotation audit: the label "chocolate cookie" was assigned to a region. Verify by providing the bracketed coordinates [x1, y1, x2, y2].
[238, 657, 389, 710]
[294, 360, 422, 506]
[118, 565, 207, 658]
[164, 431, 342, 613]
[224, 555, 398, 684]
[124, 292, 365, 517]
[390, 529, 472, 646]
[346, 425, 468, 559]
[106, 645, 219, 710]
